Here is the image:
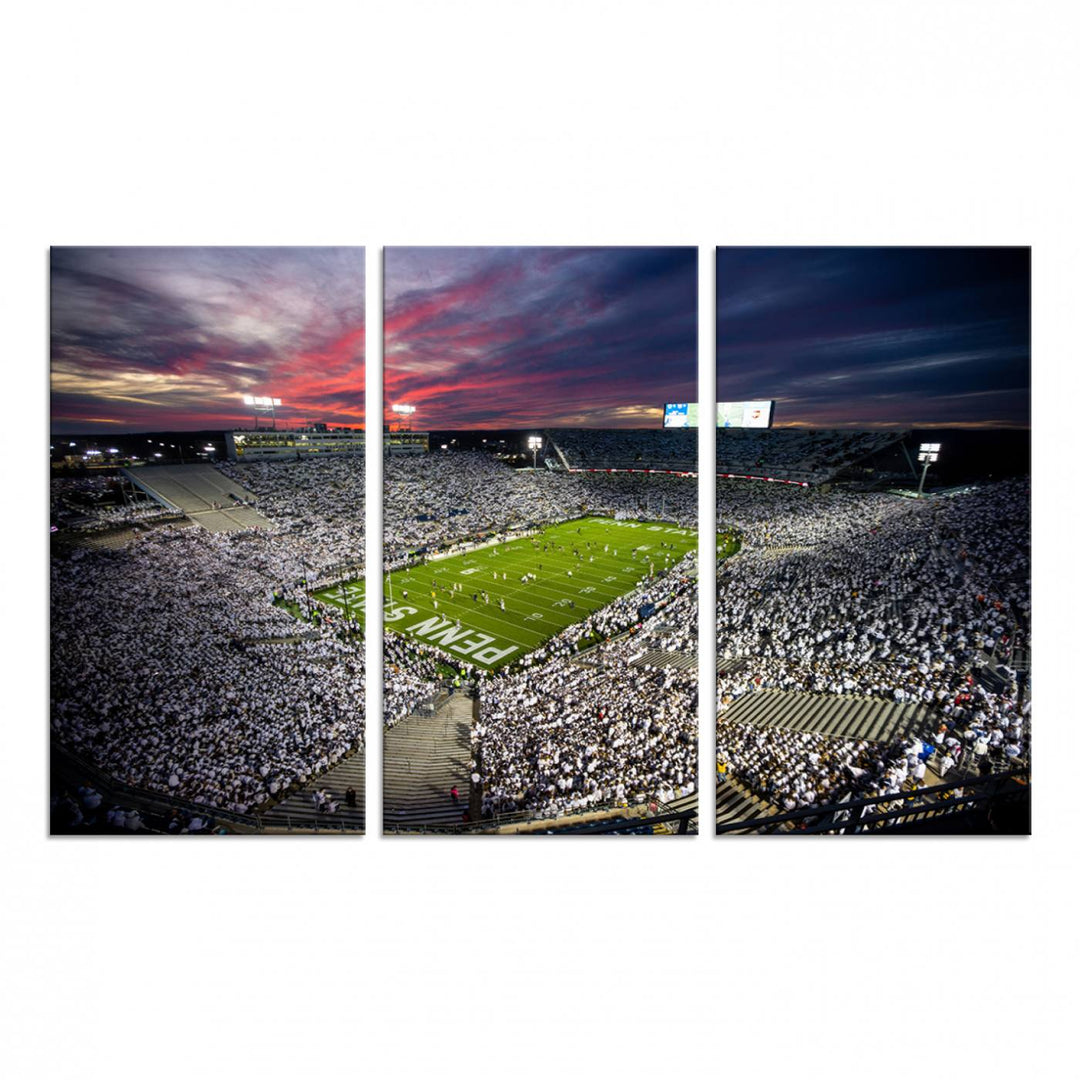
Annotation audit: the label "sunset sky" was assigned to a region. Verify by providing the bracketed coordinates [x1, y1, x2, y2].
[383, 247, 697, 429]
[717, 247, 1030, 428]
[51, 246, 1020, 435]
[50, 247, 365, 433]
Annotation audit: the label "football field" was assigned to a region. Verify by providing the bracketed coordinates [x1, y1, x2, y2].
[318, 517, 696, 672]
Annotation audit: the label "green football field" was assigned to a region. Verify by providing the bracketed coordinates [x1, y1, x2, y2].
[316, 517, 697, 672]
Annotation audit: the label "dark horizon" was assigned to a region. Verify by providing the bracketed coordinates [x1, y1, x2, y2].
[50, 419, 1031, 443]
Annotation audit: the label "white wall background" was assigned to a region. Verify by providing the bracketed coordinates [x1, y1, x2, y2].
[3, 2, 1076, 1077]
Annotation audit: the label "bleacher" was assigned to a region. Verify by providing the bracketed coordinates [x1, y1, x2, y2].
[123, 464, 271, 532]
[545, 427, 904, 483]
[260, 749, 365, 832]
[630, 648, 698, 671]
[546, 428, 697, 472]
[716, 428, 906, 483]
[383, 692, 473, 830]
[721, 688, 930, 744]
[715, 774, 781, 833]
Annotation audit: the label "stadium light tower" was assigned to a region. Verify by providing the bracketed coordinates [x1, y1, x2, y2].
[916, 442, 941, 497]
[242, 394, 283, 430]
[528, 435, 543, 469]
[391, 403, 416, 431]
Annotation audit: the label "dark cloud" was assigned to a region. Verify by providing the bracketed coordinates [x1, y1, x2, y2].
[384, 247, 697, 428]
[50, 247, 365, 432]
[717, 247, 1030, 427]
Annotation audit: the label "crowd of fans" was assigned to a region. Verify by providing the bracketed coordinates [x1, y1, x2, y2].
[717, 428, 901, 481]
[51, 436, 1029, 830]
[50, 782, 216, 833]
[383, 633, 444, 729]
[384, 453, 697, 564]
[546, 426, 902, 482]
[718, 726, 917, 811]
[474, 564, 698, 818]
[716, 477, 1031, 813]
[218, 456, 366, 577]
[51, 457, 366, 819]
[385, 452, 577, 556]
[381, 451, 701, 818]
[51, 475, 180, 532]
[549, 428, 697, 472]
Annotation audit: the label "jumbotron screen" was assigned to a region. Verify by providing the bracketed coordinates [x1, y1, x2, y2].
[663, 401, 775, 428]
[663, 402, 699, 428]
[717, 400, 773, 428]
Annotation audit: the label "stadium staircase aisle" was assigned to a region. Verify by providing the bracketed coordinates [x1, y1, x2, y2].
[723, 689, 929, 744]
[665, 790, 699, 833]
[261, 749, 365, 832]
[631, 648, 697, 671]
[715, 774, 783, 833]
[717, 657, 749, 678]
[383, 692, 473, 830]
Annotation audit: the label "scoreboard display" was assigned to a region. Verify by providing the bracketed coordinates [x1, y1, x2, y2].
[663, 402, 698, 428]
[717, 400, 774, 428]
[664, 401, 775, 428]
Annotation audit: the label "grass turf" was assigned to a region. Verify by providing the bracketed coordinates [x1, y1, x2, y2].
[318, 517, 697, 672]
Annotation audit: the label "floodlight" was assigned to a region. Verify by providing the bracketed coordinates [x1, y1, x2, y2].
[916, 441, 942, 496]
[243, 393, 282, 429]
[527, 435, 543, 467]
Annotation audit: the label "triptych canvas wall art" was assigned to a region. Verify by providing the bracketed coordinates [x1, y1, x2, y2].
[48, 245, 1030, 836]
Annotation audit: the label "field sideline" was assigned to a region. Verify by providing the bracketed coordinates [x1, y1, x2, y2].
[318, 517, 696, 671]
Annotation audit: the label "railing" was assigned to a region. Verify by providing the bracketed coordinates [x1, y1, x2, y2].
[543, 808, 697, 835]
[260, 814, 365, 834]
[52, 741, 263, 832]
[53, 741, 367, 834]
[714, 768, 1028, 834]
[383, 791, 699, 835]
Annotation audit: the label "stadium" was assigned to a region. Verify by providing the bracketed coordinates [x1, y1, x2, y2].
[50, 444, 369, 834]
[381, 429, 700, 834]
[47, 425, 701, 836]
[709, 424, 1030, 833]
[49, 243, 706, 837]
[49, 246, 370, 835]
[711, 246, 1032, 835]
[377, 245, 702, 835]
